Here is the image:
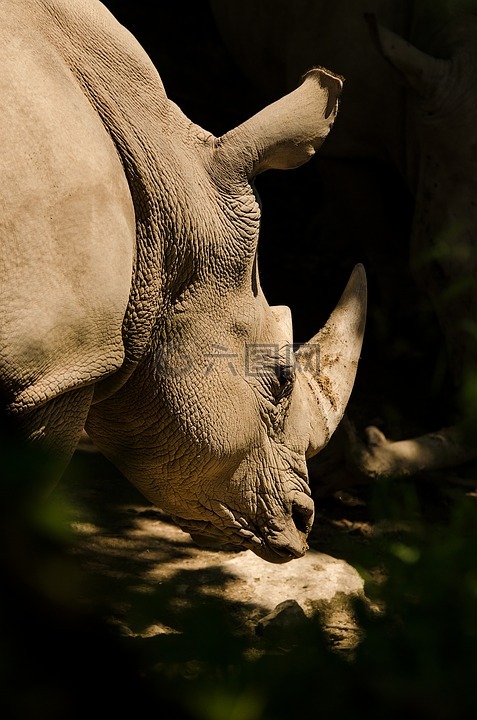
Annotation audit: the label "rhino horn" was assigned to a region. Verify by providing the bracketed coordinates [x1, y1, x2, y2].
[296, 264, 367, 457]
[270, 305, 293, 345]
[365, 13, 450, 95]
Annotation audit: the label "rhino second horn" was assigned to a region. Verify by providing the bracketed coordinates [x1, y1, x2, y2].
[296, 264, 367, 457]
[270, 305, 293, 345]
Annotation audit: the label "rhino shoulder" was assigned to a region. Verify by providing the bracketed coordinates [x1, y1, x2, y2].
[0, 5, 135, 414]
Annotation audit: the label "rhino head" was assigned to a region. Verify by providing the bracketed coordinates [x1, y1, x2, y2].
[86, 68, 366, 563]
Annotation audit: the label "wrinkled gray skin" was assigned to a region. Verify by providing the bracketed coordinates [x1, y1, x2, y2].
[210, 0, 477, 478]
[0, 0, 366, 562]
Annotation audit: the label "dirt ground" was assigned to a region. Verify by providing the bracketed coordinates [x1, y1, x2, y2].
[58, 437, 477, 654]
[60, 444, 369, 651]
[3, 433, 476, 719]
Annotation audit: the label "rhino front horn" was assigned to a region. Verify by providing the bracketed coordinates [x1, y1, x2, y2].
[296, 264, 367, 457]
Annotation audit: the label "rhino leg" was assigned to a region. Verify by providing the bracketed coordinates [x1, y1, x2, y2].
[2, 386, 94, 502]
[345, 421, 477, 480]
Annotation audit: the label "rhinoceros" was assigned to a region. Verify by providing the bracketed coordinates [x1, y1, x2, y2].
[0, 0, 366, 562]
[210, 0, 477, 479]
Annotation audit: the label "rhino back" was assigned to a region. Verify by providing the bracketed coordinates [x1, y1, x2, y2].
[0, 1, 135, 413]
[25, 0, 209, 367]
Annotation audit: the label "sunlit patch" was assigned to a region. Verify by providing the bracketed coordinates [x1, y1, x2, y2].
[70, 521, 99, 535]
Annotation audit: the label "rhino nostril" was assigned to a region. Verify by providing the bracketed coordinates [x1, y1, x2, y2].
[262, 495, 314, 561]
[291, 499, 314, 535]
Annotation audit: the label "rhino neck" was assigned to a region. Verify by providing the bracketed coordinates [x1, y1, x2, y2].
[31, 0, 204, 369]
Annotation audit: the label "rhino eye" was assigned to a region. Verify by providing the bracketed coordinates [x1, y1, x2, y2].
[271, 362, 295, 403]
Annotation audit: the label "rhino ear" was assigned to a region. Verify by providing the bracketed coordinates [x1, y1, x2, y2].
[365, 13, 450, 96]
[214, 68, 343, 178]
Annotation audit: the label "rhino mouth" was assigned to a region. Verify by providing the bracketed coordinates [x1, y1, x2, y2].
[171, 514, 263, 552]
[171, 501, 311, 565]
[186, 529, 308, 564]
[176, 524, 305, 564]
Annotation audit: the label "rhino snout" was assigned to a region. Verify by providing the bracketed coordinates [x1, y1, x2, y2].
[260, 492, 315, 564]
[291, 492, 315, 535]
[171, 491, 315, 563]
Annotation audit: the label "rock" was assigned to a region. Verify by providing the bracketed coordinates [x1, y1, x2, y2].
[218, 547, 364, 615]
[256, 599, 309, 643]
[219, 548, 365, 651]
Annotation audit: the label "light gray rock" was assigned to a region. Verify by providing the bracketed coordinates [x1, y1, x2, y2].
[217, 546, 364, 615]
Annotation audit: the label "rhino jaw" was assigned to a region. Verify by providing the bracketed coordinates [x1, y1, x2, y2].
[172, 489, 314, 564]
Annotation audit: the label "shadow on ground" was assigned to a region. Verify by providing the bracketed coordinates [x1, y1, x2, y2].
[4, 441, 477, 719]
